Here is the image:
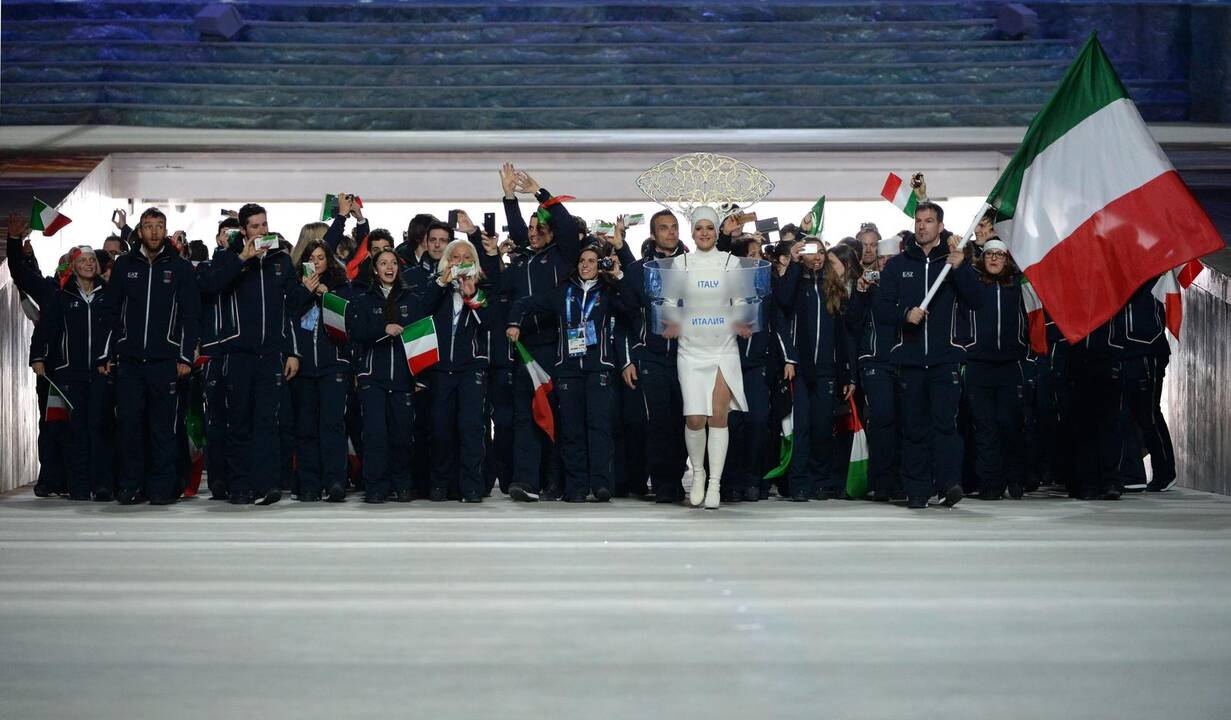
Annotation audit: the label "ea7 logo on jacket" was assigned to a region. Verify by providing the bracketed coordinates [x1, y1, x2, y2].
[127, 271, 140, 279]
[163, 270, 173, 284]
[901, 272, 915, 278]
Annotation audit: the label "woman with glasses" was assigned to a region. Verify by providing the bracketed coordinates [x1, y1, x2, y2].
[964, 239, 1030, 500]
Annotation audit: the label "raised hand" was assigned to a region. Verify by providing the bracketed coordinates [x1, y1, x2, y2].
[500, 163, 518, 198]
[7, 212, 29, 239]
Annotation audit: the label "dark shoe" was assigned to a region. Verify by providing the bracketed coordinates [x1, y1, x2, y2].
[869, 492, 892, 503]
[819, 488, 845, 501]
[227, 492, 252, 505]
[117, 492, 143, 506]
[1100, 488, 1122, 501]
[654, 494, 678, 504]
[299, 491, 322, 502]
[149, 496, 176, 506]
[1146, 478, 1177, 493]
[32, 483, 51, 498]
[394, 489, 413, 503]
[363, 494, 386, 504]
[429, 487, 447, 502]
[254, 490, 281, 506]
[208, 493, 228, 501]
[790, 491, 809, 502]
[743, 487, 760, 502]
[907, 496, 929, 509]
[326, 484, 347, 502]
[93, 489, 113, 502]
[563, 493, 588, 503]
[593, 487, 612, 503]
[509, 484, 540, 503]
[976, 490, 1004, 501]
[1007, 483, 1024, 500]
[941, 485, 964, 508]
[542, 483, 563, 501]
[462, 492, 483, 504]
[68, 493, 92, 501]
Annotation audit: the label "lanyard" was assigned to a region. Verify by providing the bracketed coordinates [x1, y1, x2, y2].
[566, 285, 599, 327]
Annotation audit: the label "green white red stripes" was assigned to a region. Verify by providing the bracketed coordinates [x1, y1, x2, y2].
[1019, 277, 1049, 355]
[515, 340, 555, 442]
[880, 173, 918, 217]
[45, 379, 71, 422]
[402, 316, 439, 375]
[322, 292, 349, 344]
[985, 34, 1222, 343]
[845, 397, 868, 499]
[29, 197, 72, 236]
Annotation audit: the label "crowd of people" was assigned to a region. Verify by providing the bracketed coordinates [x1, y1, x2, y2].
[4, 165, 1179, 508]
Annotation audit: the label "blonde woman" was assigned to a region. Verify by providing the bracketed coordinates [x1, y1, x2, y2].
[421, 238, 492, 503]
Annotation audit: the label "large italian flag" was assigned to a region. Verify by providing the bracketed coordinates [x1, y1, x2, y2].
[986, 34, 1223, 343]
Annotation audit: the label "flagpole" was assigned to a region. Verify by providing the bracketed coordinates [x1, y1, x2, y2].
[919, 201, 990, 311]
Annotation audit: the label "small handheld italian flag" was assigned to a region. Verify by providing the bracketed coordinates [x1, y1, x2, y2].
[1020, 276, 1049, 355]
[30, 197, 72, 237]
[880, 173, 919, 218]
[806, 195, 825, 238]
[515, 340, 555, 442]
[322, 292, 349, 344]
[184, 379, 206, 497]
[845, 396, 869, 499]
[45, 378, 72, 422]
[402, 316, 439, 375]
[1151, 259, 1203, 340]
[763, 391, 794, 481]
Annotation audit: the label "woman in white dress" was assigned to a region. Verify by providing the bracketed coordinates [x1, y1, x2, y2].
[662, 206, 752, 509]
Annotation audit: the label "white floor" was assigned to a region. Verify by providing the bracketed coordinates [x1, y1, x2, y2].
[1, 487, 1229, 720]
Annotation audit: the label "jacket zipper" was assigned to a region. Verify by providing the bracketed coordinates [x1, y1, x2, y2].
[812, 273, 821, 365]
[996, 284, 1002, 351]
[143, 255, 153, 350]
[259, 259, 267, 346]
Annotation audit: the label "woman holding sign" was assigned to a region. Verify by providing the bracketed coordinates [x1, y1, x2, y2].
[351, 248, 423, 503]
[506, 243, 635, 503]
[287, 237, 354, 502]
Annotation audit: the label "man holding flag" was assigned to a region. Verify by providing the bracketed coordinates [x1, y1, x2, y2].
[875, 202, 982, 509]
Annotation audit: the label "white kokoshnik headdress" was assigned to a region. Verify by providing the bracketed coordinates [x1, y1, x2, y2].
[636, 153, 775, 227]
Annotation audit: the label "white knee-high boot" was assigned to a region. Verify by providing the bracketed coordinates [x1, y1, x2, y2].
[705, 427, 728, 509]
[684, 426, 708, 507]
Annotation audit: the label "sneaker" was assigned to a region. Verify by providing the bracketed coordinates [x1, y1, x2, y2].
[326, 484, 347, 502]
[363, 494, 385, 504]
[562, 493, 588, 503]
[92, 489, 113, 502]
[941, 486, 964, 508]
[299, 491, 322, 502]
[1007, 483, 1024, 500]
[1100, 487, 1122, 501]
[593, 487, 612, 503]
[1146, 478, 1177, 493]
[393, 489, 413, 503]
[148, 497, 176, 506]
[118, 492, 144, 506]
[461, 492, 483, 504]
[509, 484, 540, 502]
[743, 487, 760, 502]
[790, 490, 809, 503]
[256, 490, 282, 506]
[227, 492, 251, 505]
[907, 496, 929, 509]
[429, 487, 447, 502]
